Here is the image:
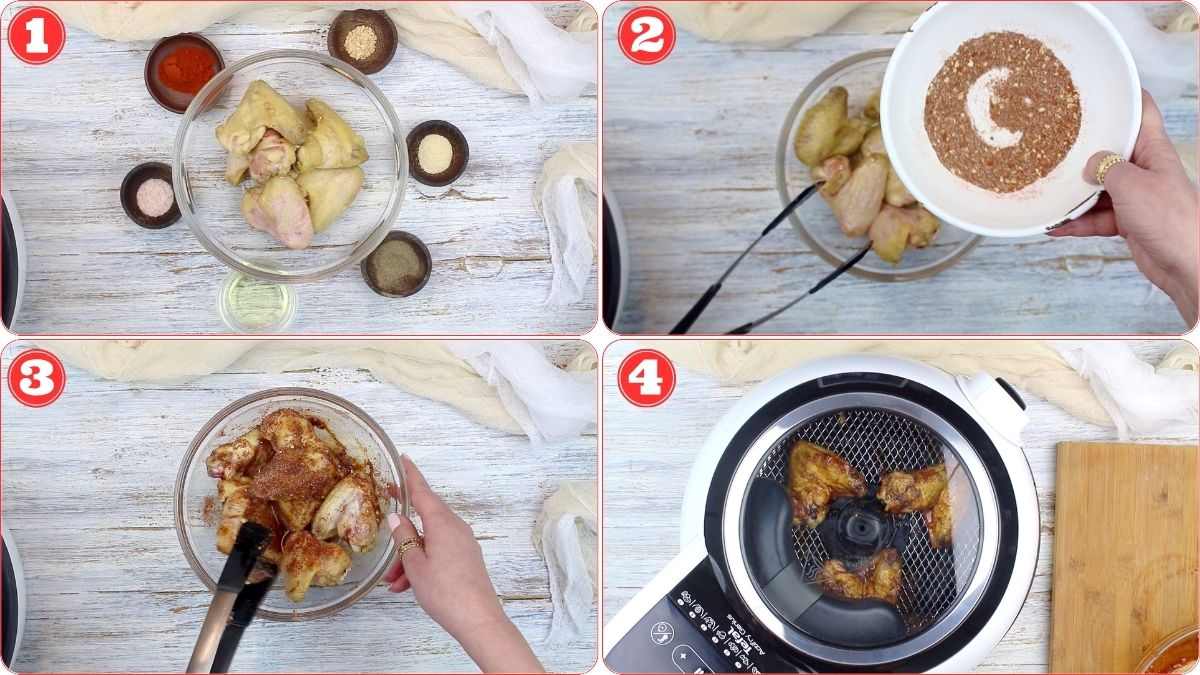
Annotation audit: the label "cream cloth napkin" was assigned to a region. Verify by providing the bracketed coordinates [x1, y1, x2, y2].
[664, 2, 931, 45]
[535, 143, 597, 306]
[644, 339, 1198, 439]
[46, 1, 597, 103]
[39, 339, 595, 443]
[532, 480, 597, 645]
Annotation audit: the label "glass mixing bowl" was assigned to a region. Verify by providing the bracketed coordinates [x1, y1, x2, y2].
[173, 50, 407, 284]
[174, 388, 408, 621]
[776, 50, 981, 282]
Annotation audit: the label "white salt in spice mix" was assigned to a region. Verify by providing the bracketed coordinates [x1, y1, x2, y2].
[417, 134, 454, 175]
[136, 178, 174, 217]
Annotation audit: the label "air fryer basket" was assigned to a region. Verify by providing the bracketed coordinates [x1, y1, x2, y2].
[755, 407, 982, 637]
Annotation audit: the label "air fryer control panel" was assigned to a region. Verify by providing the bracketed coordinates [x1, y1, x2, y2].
[607, 563, 801, 674]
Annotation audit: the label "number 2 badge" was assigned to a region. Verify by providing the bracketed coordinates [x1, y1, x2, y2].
[617, 6, 676, 66]
[8, 348, 67, 408]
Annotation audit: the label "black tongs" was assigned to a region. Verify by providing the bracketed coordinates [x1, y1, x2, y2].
[187, 523, 277, 674]
[670, 182, 872, 334]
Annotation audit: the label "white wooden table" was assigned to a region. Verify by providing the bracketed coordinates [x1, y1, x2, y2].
[0, 4, 597, 334]
[0, 340, 597, 673]
[602, 3, 1197, 334]
[602, 340, 1192, 673]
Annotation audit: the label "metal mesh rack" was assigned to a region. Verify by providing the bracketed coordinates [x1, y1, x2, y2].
[756, 407, 982, 635]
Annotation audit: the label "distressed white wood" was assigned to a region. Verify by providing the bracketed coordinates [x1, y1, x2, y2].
[601, 340, 1194, 673]
[602, 3, 1198, 334]
[0, 340, 598, 673]
[0, 4, 597, 334]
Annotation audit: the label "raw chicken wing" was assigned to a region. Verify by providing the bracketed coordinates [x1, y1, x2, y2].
[216, 80, 308, 157]
[788, 441, 867, 528]
[216, 479, 281, 564]
[297, 167, 364, 232]
[296, 99, 368, 171]
[312, 474, 381, 553]
[281, 530, 351, 602]
[206, 429, 273, 481]
[241, 176, 314, 250]
[250, 409, 349, 501]
[247, 130, 297, 185]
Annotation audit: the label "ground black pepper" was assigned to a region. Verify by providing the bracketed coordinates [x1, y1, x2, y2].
[924, 31, 1081, 193]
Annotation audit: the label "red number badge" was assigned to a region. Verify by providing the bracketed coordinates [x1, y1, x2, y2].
[617, 6, 676, 66]
[618, 349, 676, 407]
[7, 6, 66, 66]
[8, 348, 66, 408]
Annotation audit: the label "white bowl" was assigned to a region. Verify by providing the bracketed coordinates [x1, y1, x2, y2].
[881, 1, 1140, 237]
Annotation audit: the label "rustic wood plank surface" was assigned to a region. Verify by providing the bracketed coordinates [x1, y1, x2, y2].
[0, 3, 597, 334]
[1, 340, 598, 673]
[602, 3, 1197, 335]
[601, 339, 1193, 673]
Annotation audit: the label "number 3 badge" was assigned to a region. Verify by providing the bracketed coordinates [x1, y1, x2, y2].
[8, 348, 67, 408]
[617, 6, 676, 66]
[618, 349, 676, 407]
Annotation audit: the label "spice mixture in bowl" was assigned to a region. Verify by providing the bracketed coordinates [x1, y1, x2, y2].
[174, 50, 408, 283]
[882, 2, 1140, 237]
[175, 388, 408, 620]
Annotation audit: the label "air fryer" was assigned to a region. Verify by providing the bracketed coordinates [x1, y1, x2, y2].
[604, 356, 1038, 673]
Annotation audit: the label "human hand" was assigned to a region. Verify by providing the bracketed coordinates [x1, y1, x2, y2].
[384, 455, 544, 673]
[1049, 90, 1199, 327]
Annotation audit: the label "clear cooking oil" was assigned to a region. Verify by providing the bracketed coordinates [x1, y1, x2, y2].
[218, 271, 297, 333]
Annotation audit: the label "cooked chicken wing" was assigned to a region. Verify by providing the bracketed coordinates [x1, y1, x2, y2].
[250, 409, 349, 501]
[817, 548, 902, 605]
[312, 474, 381, 553]
[216, 479, 282, 564]
[878, 464, 947, 514]
[281, 530, 351, 602]
[788, 441, 867, 528]
[924, 486, 953, 549]
[206, 429, 273, 481]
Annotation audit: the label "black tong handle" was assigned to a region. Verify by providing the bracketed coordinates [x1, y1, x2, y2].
[670, 182, 823, 335]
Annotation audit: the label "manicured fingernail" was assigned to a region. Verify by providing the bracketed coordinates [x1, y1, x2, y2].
[387, 512, 402, 531]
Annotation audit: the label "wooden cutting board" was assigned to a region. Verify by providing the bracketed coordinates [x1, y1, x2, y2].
[1050, 442, 1199, 673]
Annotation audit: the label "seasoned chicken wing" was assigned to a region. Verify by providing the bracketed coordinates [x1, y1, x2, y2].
[206, 429, 273, 481]
[312, 474, 381, 553]
[817, 548, 902, 605]
[250, 409, 350, 501]
[216, 479, 281, 564]
[275, 496, 322, 532]
[878, 464, 947, 514]
[788, 441, 867, 528]
[924, 486, 953, 549]
[281, 530, 351, 602]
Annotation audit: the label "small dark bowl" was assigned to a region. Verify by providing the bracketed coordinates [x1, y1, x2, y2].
[121, 162, 181, 229]
[407, 120, 469, 187]
[360, 231, 432, 298]
[145, 33, 224, 114]
[328, 10, 398, 76]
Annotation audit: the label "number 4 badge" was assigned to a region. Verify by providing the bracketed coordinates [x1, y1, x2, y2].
[618, 6, 676, 66]
[618, 349, 676, 407]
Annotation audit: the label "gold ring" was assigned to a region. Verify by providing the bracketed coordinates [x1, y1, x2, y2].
[1095, 153, 1126, 185]
[396, 536, 424, 558]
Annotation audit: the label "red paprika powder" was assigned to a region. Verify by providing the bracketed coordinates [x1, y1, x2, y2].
[157, 45, 217, 95]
